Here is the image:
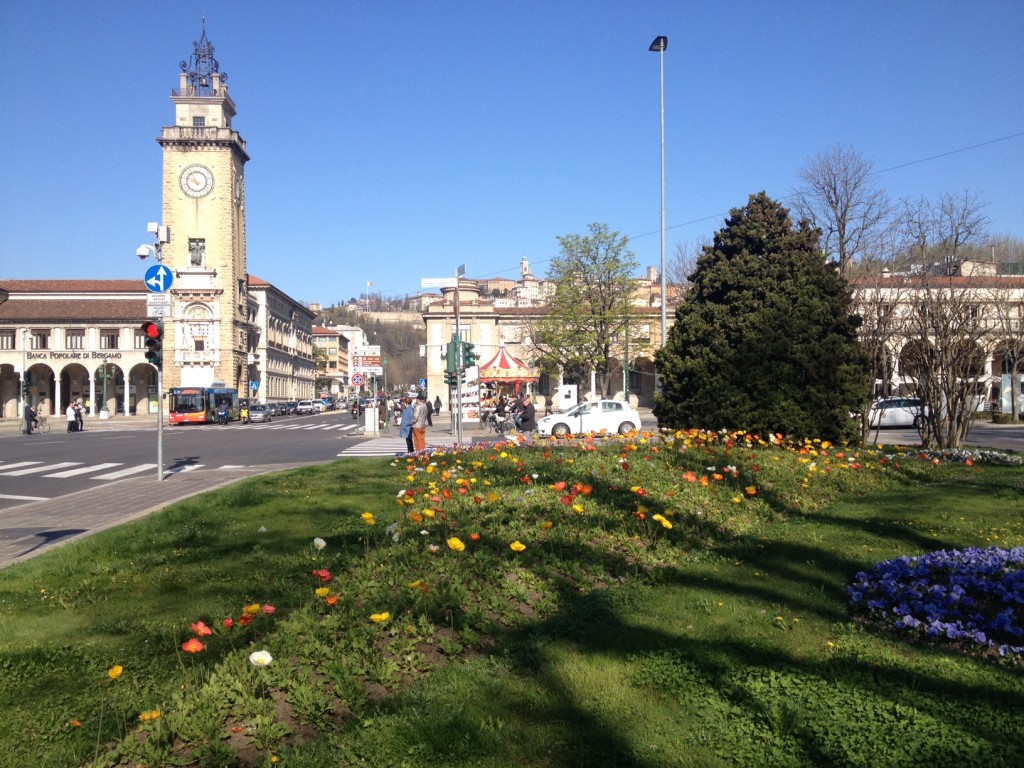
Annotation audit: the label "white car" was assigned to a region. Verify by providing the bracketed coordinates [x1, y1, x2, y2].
[868, 397, 924, 428]
[536, 399, 641, 438]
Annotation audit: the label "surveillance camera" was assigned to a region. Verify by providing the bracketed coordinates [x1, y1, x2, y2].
[136, 246, 150, 260]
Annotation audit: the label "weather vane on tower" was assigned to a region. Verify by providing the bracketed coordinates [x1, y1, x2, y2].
[180, 16, 226, 96]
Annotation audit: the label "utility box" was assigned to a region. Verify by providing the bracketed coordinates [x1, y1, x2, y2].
[553, 383, 578, 412]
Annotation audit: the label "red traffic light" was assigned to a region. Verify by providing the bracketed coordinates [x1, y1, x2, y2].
[141, 320, 162, 339]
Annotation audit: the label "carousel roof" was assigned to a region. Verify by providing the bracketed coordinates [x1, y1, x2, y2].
[478, 345, 538, 382]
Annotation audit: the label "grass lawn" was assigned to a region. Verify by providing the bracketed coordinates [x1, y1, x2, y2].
[0, 430, 1021, 767]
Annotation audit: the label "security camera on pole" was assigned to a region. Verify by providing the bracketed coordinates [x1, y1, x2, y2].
[138, 222, 171, 481]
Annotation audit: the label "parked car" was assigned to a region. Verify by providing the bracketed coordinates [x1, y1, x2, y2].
[536, 399, 641, 438]
[312, 400, 324, 413]
[284, 401, 298, 415]
[268, 402, 281, 417]
[248, 403, 272, 424]
[868, 397, 924, 428]
[321, 398, 336, 411]
[296, 400, 315, 415]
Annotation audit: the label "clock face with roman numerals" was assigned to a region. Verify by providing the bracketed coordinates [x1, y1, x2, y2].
[180, 165, 214, 198]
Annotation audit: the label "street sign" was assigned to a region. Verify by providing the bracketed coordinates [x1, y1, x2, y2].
[146, 293, 171, 318]
[421, 277, 458, 289]
[144, 264, 173, 293]
[352, 345, 383, 374]
[351, 373, 365, 386]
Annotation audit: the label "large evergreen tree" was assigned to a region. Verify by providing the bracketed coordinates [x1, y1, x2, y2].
[655, 192, 870, 441]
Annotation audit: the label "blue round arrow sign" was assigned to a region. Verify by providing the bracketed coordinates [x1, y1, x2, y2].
[145, 264, 174, 293]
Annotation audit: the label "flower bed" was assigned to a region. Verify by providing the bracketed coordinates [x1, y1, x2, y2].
[849, 546, 1024, 660]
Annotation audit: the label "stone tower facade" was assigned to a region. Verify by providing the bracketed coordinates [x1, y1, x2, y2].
[157, 23, 254, 393]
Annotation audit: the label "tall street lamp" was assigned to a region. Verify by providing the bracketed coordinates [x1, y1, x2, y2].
[99, 358, 113, 418]
[649, 35, 668, 347]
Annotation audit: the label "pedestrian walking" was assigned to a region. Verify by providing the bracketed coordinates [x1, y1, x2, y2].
[433, 395, 442, 416]
[425, 394, 433, 427]
[411, 392, 429, 452]
[66, 403, 77, 433]
[74, 400, 84, 432]
[517, 394, 538, 433]
[399, 397, 415, 453]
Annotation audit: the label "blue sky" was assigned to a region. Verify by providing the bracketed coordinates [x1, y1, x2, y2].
[1, 1, 1021, 307]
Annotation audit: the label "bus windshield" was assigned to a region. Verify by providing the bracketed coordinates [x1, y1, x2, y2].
[170, 393, 205, 414]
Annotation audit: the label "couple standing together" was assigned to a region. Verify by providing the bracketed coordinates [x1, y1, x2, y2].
[65, 400, 85, 433]
[399, 393, 430, 453]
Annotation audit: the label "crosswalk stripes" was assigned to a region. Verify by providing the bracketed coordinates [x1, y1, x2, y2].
[0, 460, 201, 483]
[336, 438, 444, 458]
[91, 464, 158, 480]
[337, 437, 410, 457]
[246, 422, 363, 432]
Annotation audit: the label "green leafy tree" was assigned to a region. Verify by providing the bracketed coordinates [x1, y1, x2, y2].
[655, 192, 870, 441]
[528, 223, 642, 396]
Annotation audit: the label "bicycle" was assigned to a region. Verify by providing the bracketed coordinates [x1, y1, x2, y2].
[22, 416, 50, 434]
[483, 411, 516, 437]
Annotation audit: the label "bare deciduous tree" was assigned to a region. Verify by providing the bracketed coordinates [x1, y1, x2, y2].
[794, 144, 893, 275]
[891, 193, 992, 448]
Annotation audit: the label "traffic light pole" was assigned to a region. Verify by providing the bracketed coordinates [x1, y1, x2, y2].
[156, 367, 164, 481]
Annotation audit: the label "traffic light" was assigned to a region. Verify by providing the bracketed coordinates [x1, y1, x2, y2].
[462, 342, 477, 368]
[141, 320, 164, 369]
[22, 378, 30, 398]
[446, 340, 460, 374]
[444, 371, 457, 388]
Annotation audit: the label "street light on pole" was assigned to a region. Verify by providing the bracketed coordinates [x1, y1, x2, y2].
[649, 35, 668, 347]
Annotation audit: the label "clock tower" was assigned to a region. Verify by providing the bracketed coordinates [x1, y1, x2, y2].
[157, 21, 254, 393]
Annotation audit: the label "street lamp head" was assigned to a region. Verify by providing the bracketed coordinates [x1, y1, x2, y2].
[649, 35, 667, 52]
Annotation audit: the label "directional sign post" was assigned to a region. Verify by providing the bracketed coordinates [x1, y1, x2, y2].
[420, 277, 458, 289]
[145, 264, 174, 293]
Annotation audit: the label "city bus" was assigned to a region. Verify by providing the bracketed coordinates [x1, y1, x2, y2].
[168, 387, 240, 425]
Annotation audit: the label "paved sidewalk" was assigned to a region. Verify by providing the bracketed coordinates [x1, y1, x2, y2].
[0, 466, 281, 570]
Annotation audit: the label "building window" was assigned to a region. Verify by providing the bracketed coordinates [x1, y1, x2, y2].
[194, 338, 206, 352]
[31, 330, 50, 350]
[189, 238, 206, 267]
[134, 330, 148, 350]
[0, 330, 14, 350]
[66, 330, 85, 350]
[193, 116, 206, 127]
[100, 330, 119, 350]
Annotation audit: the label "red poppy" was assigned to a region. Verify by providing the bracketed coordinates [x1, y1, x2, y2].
[312, 568, 332, 583]
[325, 595, 338, 606]
[239, 614, 255, 627]
[222, 618, 234, 629]
[181, 638, 204, 654]
[190, 621, 213, 637]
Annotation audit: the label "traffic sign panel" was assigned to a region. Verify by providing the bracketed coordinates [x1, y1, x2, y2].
[145, 264, 173, 293]
[420, 277, 458, 289]
[351, 373, 365, 386]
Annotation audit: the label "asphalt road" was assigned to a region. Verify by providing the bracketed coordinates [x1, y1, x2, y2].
[0, 411, 389, 506]
[867, 422, 1024, 453]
